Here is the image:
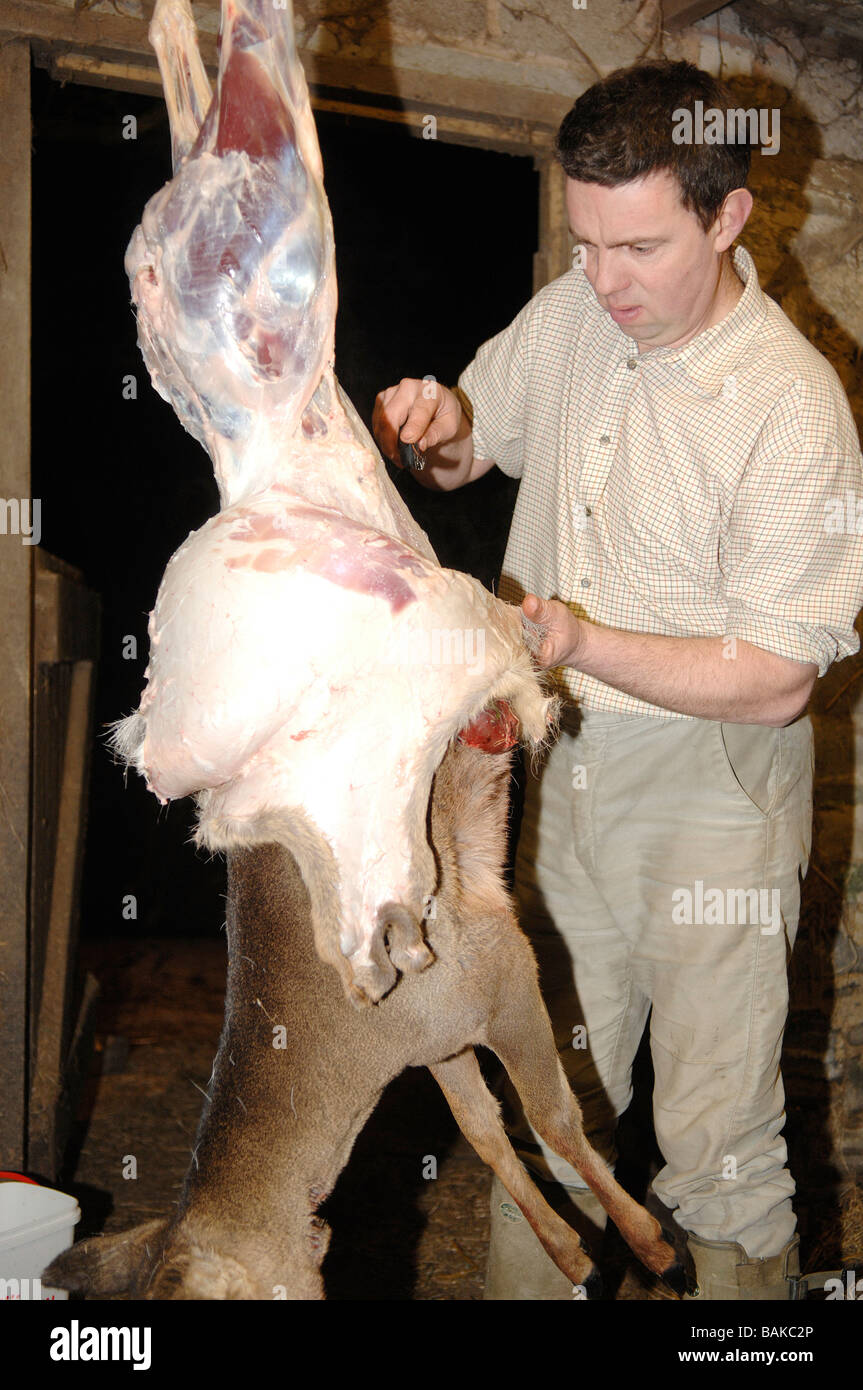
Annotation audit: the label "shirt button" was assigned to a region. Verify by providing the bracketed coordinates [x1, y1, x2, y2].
[626, 358, 637, 370]
[580, 577, 591, 588]
[599, 434, 611, 444]
[584, 506, 592, 517]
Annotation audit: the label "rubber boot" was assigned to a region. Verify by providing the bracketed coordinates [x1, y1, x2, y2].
[683, 1233, 801, 1300]
[483, 1172, 607, 1301]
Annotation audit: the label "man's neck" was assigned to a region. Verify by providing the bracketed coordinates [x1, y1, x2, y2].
[706, 248, 746, 331]
[638, 249, 746, 354]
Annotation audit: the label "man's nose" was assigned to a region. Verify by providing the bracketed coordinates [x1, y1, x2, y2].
[590, 251, 629, 299]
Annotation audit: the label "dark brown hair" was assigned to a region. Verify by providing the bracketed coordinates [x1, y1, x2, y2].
[555, 60, 751, 232]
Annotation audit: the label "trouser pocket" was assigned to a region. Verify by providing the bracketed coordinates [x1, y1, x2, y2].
[717, 722, 781, 817]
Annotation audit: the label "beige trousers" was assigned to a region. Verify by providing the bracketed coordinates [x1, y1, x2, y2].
[506, 706, 814, 1259]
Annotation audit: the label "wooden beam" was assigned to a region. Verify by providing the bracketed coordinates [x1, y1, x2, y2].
[0, 0, 569, 139]
[310, 95, 548, 154]
[49, 51, 164, 97]
[0, 38, 32, 1172]
[47, 50, 550, 154]
[0, 0, 208, 63]
[534, 156, 571, 293]
[28, 551, 100, 1177]
[33, 551, 102, 666]
[663, 0, 733, 28]
[29, 657, 97, 1177]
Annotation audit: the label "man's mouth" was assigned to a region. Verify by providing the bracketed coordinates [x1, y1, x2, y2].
[607, 305, 641, 323]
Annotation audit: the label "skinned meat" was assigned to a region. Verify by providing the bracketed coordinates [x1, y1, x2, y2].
[116, 0, 556, 1005]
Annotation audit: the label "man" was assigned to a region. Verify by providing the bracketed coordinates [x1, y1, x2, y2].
[372, 60, 863, 1300]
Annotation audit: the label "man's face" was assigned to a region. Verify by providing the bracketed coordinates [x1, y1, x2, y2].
[565, 171, 730, 351]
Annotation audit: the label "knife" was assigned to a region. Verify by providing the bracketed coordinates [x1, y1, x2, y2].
[397, 437, 426, 471]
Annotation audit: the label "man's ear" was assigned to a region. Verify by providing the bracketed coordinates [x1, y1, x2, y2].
[711, 189, 750, 254]
[712, 188, 753, 254]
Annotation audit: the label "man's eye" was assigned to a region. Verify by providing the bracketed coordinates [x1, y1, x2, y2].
[632, 245, 655, 255]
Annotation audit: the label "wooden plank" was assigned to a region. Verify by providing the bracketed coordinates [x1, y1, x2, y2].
[663, 0, 733, 29]
[29, 659, 97, 1177]
[46, 970, 101, 1177]
[0, 39, 32, 1172]
[0, 0, 203, 62]
[34, 551, 101, 665]
[28, 662, 69, 1070]
[49, 50, 163, 96]
[533, 156, 571, 294]
[28, 553, 100, 1176]
[47, 51, 552, 152]
[275, 94, 546, 155]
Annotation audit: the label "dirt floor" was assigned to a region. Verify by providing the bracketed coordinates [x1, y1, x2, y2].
[59, 936, 676, 1301]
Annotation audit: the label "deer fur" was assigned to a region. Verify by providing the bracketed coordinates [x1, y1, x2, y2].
[46, 741, 686, 1300]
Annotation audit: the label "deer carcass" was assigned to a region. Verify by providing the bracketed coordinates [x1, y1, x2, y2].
[112, 0, 550, 1007]
[46, 0, 687, 1297]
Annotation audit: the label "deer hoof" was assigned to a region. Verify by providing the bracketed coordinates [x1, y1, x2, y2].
[658, 1230, 696, 1296]
[659, 1257, 690, 1297]
[578, 1265, 603, 1301]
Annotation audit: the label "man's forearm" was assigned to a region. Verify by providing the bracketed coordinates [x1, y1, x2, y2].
[522, 595, 817, 725]
[575, 626, 814, 725]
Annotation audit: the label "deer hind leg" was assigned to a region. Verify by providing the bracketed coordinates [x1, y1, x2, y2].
[43, 1219, 171, 1298]
[484, 956, 689, 1292]
[149, 0, 213, 171]
[429, 1049, 600, 1297]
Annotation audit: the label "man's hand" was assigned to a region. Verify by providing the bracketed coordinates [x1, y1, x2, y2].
[521, 594, 585, 669]
[372, 378, 493, 491]
[372, 378, 463, 466]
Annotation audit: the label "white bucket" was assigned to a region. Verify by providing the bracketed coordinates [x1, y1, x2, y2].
[0, 1181, 81, 1300]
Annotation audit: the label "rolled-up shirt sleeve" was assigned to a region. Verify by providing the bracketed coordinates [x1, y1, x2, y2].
[723, 445, 863, 675]
[457, 302, 532, 480]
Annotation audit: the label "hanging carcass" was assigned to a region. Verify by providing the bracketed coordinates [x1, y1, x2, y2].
[113, 0, 553, 1005]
